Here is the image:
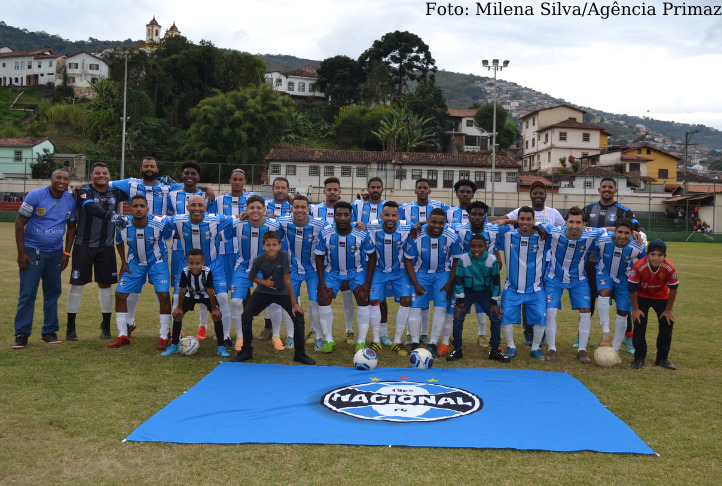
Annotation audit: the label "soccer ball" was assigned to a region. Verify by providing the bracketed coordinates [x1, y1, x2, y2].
[594, 346, 618, 367]
[409, 348, 434, 369]
[353, 348, 378, 371]
[179, 336, 200, 356]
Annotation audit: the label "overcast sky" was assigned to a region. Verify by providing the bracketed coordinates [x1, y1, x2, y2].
[4, 0, 722, 129]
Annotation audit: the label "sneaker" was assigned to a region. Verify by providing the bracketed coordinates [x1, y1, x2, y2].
[232, 350, 253, 362]
[305, 330, 316, 345]
[420, 334, 430, 345]
[157, 338, 170, 351]
[572, 334, 579, 348]
[41, 332, 62, 344]
[66, 329, 78, 342]
[108, 336, 130, 348]
[477, 335, 488, 348]
[631, 358, 645, 369]
[314, 338, 324, 351]
[217, 346, 231, 358]
[438, 343, 449, 356]
[284, 337, 295, 350]
[196, 326, 207, 341]
[622, 337, 635, 355]
[655, 358, 676, 370]
[223, 338, 234, 352]
[489, 347, 511, 363]
[320, 341, 336, 353]
[100, 325, 112, 340]
[523, 334, 533, 347]
[530, 349, 545, 360]
[272, 336, 285, 351]
[345, 331, 355, 345]
[12, 334, 28, 349]
[427, 343, 439, 358]
[577, 350, 591, 364]
[546, 349, 557, 362]
[235, 338, 244, 351]
[405, 334, 412, 346]
[127, 322, 137, 335]
[505, 346, 517, 358]
[599, 332, 611, 347]
[354, 342, 367, 352]
[447, 348, 463, 361]
[161, 344, 179, 356]
[370, 342, 382, 354]
[380, 335, 392, 347]
[293, 353, 316, 365]
[258, 328, 272, 341]
[391, 344, 408, 356]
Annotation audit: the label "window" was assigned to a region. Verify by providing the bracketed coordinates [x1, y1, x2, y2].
[629, 163, 640, 172]
[287, 81, 294, 91]
[324, 166, 335, 176]
[658, 169, 669, 179]
[289, 187, 297, 195]
[466, 119, 474, 127]
[298, 82, 305, 92]
[427, 169, 438, 188]
[532, 117, 536, 126]
[475, 171, 485, 189]
[341, 166, 352, 177]
[49, 60, 53, 67]
[286, 165, 296, 176]
[525, 120, 529, 129]
[270, 164, 281, 175]
[559, 132, 567, 141]
[68, 76, 76, 83]
[548, 152, 551, 162]
[646, 148, 651, 155]
[356, 167, 367, 178]
[459, 170, 470, 180]
[37, 62, 41, 68]
[582, 132, 590, 142]
[275, 78, 282, 86]
[544, 133, 548, 144]
[309, 83, 315, 92]
[581, 152, 589, 158]
[20, 61, 25, 70]
[309, 165, 320, 176]
[395, 169, 407, 180]
[531, 138, 535, 147]
[14, 61, 19, 70]
[584, 180, 594, 189]
[68, 62, 78, 69]
[464, 135, 479, 147]
[506, 172, 518, 183]
[637, 149, 642, 154]
[525, 140, 529, 149]
[14, 150, 22, 162]
[1, 62, 5, 68]
[494, 172, 501, 182]
[91, 77, 99, 84]
[412, 169, 423, 179]
[89, 63, 99, 71]
[443, 170, 454, 188]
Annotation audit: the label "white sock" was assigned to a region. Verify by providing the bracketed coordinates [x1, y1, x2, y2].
[502, 324, 515, 349]
[356, 306, 370, 344]
[126, 292, 140, 323]
[115, 312, 128, 337]
[309, 301, 321, 335]
[67, 285, 84, 313]
[441, 314, 453, 345]
[545, 308, 558, 351]
[369, 305, 381, 342]
[319, 305, 334, 342]
[231, 298, 244, 337]
[612, 314, 627, 351]
[216, 293, 232, 340]
[98, 287, 113, 313]
[283, 310, 294, 338]
[379, 321, 388, 337]
[199, 304, 208, 328]
[578, 312, 592, 351]
[429, 308, 447, 344]
[159, 314, 171, 339]
[270, 303, 282, 338]
[421, 308, 430, 335]
[341, 290, 355, 332]
[531, 324, 545, 351]
[394, 306, 410, 343]
[476, 312, 487, 336]
[172, 293, 179, 311]
[598, 296, 611, 333]
[407, 308, 422, 343]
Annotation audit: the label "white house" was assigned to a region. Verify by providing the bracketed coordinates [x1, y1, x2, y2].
[64, 52, 109, 98]
[0, 137, 55, 178]
[587, 151, 651, 178]
[265, 67, 326, 102]
[446, 108, 490, 153]
[0, 48, 63, 87]
[557, 166, 641, 196]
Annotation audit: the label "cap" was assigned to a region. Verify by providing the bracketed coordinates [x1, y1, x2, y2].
[647, 239, 667, 254]
[529, 180, 547, 192]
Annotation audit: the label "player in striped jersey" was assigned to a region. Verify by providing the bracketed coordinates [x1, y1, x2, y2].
[446, 179, 476, 225]
[110, 196, 173, 349]
[315, 202, 376, 353]
[595, 219, 645, 360]
[366, 201, 413, 356]
[352, 177, 386, 225]
[229, 195, 281, 351]
[277, 195, 326, 350]
[265, 177, 293, 217]
[540, 207, 606, 363]
[404, 208, 463, 357]
[495, 207, 547, 361]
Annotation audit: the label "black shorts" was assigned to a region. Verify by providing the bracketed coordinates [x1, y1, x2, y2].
[182, 297, 212, 314]
[69, 245, 118, 286]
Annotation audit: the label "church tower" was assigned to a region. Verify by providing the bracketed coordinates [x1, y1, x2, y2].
[146, 16, 161, 43]
[165, 21, 180, 38]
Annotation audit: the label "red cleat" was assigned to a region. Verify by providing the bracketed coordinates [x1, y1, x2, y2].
[438, 343, 450, 356]
[196, 326, 207, 341]
[157, 338, 170, 351]
[108, 336, 130, 348]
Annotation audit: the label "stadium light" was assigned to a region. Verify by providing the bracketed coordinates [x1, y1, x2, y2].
[482, 58, 510, 216]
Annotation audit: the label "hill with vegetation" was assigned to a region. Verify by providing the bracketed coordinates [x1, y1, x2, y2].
[0, 21, 138, 54]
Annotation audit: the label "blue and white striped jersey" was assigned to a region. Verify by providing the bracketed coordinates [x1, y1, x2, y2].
[167, 213, 234, 264]
[110, 178, 172, 216]
[366, 220, 413, 273]
[446, 205, 469, 225]
[231, 217, 281, 273]
[596, 231, 646, 283]
[310, 202, 336, 225]
[166, 188, 208, 216]
[453, 222, 500, 253]
[541, 224, 605, 284]
[352, 199, 387, 224]
[404, 225, 463, 274]
[315, 226, 375, 275]
[265, 198, 292, 217]
[209, 192, 258, 255]
[115, 215, 173, 265]
[496, 225, 546, 293]
[276, 216, 326, 275]
[400, 200, 450, 224]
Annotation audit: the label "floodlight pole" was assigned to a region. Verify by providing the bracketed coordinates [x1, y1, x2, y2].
[684, 129, 698, 233]
[482, 59, 510, 216]
[120, 51, 128, 180]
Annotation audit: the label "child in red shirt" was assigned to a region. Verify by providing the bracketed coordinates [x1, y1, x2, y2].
[627, 239, 679, 370]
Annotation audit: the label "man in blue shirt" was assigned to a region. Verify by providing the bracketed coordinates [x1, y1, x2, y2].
[446, 179, 476, 225]
[13, 169, 77, 349]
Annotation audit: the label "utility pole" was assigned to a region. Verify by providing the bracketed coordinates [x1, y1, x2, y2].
[482, 59, 510, 216]
[683, 129, 698, 233]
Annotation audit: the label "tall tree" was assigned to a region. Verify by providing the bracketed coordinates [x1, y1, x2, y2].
[358, 31, 437, 98]
[215, 51, 265, 92]
[404, 80, 449, 150]
[315, 55, 364, 107]
[473, 104, 519, 149]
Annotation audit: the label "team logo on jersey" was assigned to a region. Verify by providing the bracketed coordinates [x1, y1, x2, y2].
[608, 213, 617, 222]
[36, 207, 46, 216]
[305, 234, 315, 241]
[119, 278, 127, 286]
[147, 236, 156, 243]
[530, 244, 540, 252]
[203, 231, 212, 240]
[546, 294, 554, 303]
[598, 278, 607, 285]
[109, 197, 116, 205]
[321, 381, 482, 423]
[348, 245, 358, 251]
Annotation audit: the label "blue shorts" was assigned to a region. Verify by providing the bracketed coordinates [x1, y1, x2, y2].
[231, 269, 256, 300]
[370, 270, 411, 301]
[117, 261, 171, 294]
[292, 271, 319, 302]
[170, 249, 186, 287]
[219, 253, 236, 289]
[596, 275, 632, 312]
[411, 272, 453, 309]
[544, 278, 591, 310]
[323, 271, 367, 296]
[174, 260, 227, 296]
[501, 289, 546, 325]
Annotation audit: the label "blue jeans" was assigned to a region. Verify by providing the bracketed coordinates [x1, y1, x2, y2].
[452, 288, 501, 349]
[14, 246, 63, 337]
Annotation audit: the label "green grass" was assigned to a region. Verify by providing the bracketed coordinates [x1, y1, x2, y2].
[1, 224, 720, 485]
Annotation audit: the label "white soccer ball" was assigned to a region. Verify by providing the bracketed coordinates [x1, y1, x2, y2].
[594, 346, 619, 367]
[353, 348, 378, 370]
[179, 336, 200, 356]
[409, 348, 434, 369]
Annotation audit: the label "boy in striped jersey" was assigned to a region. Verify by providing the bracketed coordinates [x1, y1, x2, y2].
[446, 179, 476, 225]
[111, 196, 173, 349]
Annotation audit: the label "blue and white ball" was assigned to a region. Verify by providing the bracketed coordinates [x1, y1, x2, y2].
[353, 348, 378, 370]
[179, 336, 200, 356]
[409, 348, 434, 369]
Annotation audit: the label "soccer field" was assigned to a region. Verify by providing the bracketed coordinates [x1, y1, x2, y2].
[1, 222, 720, 485]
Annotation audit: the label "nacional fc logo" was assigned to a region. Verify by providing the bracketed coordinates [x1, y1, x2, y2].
[321, 381, 482, 423]
[37, 207, 46, 216]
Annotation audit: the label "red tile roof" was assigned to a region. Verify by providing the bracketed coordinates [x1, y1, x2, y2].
[622, 144, 680, 160]
[621, 154, 653, 162]
[0, 48, 55, 59]
[283, 67, 318, 78]
[520, 104, 586, 120]
[544, 119, 606, 131]
[519, 175, 555, 187]
[447, 108, 477, 118]
[561, 166, 630, 179]
[0, 137, 50, 147]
